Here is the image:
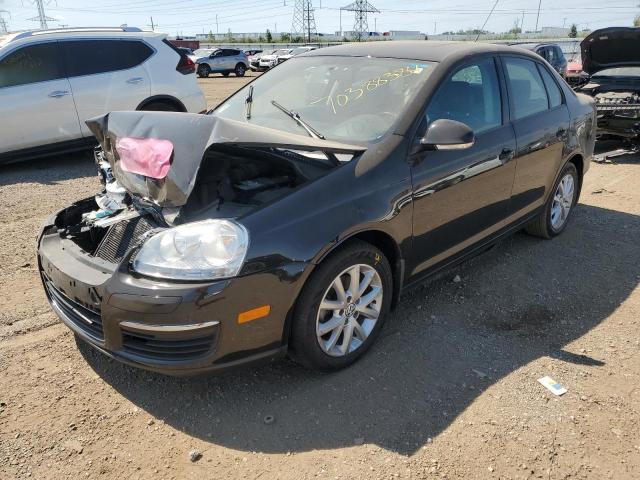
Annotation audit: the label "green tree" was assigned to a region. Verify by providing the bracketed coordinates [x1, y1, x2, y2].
[280, 32, 291, 42]
[207, 30, 214, 42]
[266, 29, 273, 42]
[569, 24, 578, 38]
[634, 15, 640, 27]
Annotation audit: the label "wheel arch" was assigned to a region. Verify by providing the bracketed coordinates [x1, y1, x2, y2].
[314, 229, 404, 310]
[567, 152, 584, 199]
[136, 95, 187, 112]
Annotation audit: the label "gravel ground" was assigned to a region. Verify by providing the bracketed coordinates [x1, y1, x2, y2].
[0, 76, 639, 480]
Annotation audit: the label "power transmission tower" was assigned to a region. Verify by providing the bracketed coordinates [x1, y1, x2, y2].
[292, 0, 317, 43]
[0, 10, 9, 34]
[342, 0, 379, 42]
[27, 0, 56, 30]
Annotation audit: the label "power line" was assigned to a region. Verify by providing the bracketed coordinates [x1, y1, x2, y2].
[292, 0, 317, 41]
[26, 0, 56, 29]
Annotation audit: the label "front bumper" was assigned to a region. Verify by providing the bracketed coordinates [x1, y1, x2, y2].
[37, 212, 311, 375]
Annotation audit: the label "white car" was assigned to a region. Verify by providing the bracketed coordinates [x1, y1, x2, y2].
[0, 27, 207, 163]
[276, 45, 317, 64]
[258, 48, 293, 70]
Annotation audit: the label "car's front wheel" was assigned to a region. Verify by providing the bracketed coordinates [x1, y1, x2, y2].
[526, 162, 579, 238]
[290, 240, 392, 372]
[197, 64, 211, 78]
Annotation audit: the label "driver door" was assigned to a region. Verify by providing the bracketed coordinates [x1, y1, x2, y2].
[407, 56, 517, 277]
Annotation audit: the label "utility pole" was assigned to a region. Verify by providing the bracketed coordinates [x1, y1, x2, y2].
[535, 0, 542, 32]
[148, 16, 155, 31]
[0, 10, 10, 34]
[342, 0, 379, 42]
[292, 0, 317, 42]
[27, 0, 55, 30]
[216, 14, 219, 34]
[520, 10, 525, 33]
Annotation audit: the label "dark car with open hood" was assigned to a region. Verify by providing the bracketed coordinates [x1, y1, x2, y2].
[38, 41, 596, 375]
[575, 27, 640, 142]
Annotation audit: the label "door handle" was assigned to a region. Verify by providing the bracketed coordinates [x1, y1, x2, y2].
[48, 90, 69, 98]
[499, 147, 514, 161]
[126, 77, 144, 84]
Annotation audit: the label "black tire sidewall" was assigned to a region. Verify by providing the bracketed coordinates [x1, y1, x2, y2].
[290, 242, 392, 371]
[235, 64, 246, 76]
[198, 64, 210, 77]
[546, 162, 579, 236]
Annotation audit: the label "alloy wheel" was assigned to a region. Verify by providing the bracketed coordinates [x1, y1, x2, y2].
[550, 172, 575, 230]
[316, 264, 383, 357]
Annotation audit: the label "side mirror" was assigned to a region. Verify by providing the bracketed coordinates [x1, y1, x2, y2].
[419, 119, 475, 151]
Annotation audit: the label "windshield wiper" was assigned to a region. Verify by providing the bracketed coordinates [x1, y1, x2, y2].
[270, 100, 325, 139]
[245, 85, 254, 120]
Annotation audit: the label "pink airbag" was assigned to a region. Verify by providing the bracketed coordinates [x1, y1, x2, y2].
[115, 137, 173, 179]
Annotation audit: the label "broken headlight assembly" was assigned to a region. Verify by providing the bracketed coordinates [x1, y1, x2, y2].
[132, 219, 249, 281]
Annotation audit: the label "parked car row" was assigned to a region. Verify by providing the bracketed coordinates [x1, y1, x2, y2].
[249, 45, 317, 71]
[0, 27, 206, 164]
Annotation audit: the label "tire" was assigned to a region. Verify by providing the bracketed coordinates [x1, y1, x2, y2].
[289, 240, 392, 372]
[525, 162, 579, 239]
[234, 63, 246, 77]
[222, 72, 230, 77]
[197, 64, 210, 78]
[140, 101, 179, 112]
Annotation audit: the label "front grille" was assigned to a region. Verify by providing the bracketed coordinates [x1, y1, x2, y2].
[44, 281, 104, 341]
[93, 216, 156, 263]
[121, 329, 216, 362]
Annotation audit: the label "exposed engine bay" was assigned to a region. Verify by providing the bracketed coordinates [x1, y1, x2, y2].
[577, 84, 640, 140]
[55, 145, 339, 263]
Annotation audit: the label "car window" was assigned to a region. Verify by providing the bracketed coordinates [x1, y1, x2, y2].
[426, 57, 502, 134]
[537, 64, 562, 108]
[61, 40, 153, 77]
[546, 47, 556, 63]
[555, 47, 564, 60]
[503, 57, 549, 120]
[0, 42, 63, 88]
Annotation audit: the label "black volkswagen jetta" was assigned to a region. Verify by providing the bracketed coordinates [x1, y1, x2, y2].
[38, 42, 596, 375]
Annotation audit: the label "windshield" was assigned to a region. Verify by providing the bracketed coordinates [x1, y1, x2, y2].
[214, 56, 435, 143]
[193, 48, 215, 57]
[593, 67, 640, 78]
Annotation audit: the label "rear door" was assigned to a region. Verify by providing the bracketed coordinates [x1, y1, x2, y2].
[61, 39, 153, 135]
[222, 49, 239, 70]
[501, 55, 571, 217]
[408, 56, 517, 276]
[0, 41, 82, 154]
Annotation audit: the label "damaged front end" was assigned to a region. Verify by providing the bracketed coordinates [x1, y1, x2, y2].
[576, 27, 640, 142]
[53, 111, 365, 263]
[37, 111, 366, 373]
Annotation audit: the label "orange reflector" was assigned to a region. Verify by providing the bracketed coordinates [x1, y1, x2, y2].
[237, 305, 271, 324]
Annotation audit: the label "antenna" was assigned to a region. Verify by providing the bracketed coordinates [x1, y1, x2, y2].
[292, 0, 317, 43]
[342, 0, 379, 42]
[26, 0, 56, 30]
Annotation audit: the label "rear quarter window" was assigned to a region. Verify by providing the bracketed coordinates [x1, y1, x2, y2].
[62, 40, 153, 77]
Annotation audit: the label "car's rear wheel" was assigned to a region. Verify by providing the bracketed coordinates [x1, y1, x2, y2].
[197, 64, 210, 78]
[526, 162, 579, 238]
[234, 63, 246, 77]
[290, 240, 392, 372]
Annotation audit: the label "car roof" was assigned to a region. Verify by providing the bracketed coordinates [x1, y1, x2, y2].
[513, 42, 558, 50]
[303, 40, 539, 62]
[1, 27, 163, 48]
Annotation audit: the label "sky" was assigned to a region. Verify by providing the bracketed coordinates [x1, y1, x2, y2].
[0, 0, 637, 37]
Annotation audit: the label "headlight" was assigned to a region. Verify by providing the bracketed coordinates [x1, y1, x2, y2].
[132, 219, 249, 280]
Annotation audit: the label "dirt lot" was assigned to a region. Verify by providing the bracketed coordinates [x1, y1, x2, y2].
[1, 75, 639, 480]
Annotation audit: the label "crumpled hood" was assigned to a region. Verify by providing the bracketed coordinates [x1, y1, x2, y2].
[85, 111, 365, 208]
[581, 27, 640, 75]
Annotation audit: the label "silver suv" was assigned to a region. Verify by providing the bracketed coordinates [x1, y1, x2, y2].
[190, 48, 249, 77]
[0, 27, 206, 164]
